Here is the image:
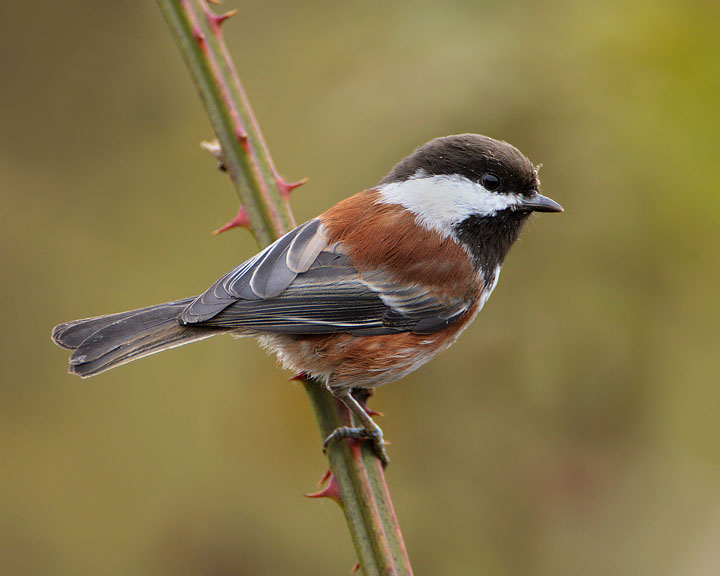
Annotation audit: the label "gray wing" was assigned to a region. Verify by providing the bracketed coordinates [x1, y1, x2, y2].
[181, 219, 472, 335]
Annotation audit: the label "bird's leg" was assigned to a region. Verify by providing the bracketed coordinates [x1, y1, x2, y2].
[323, 388, 390, 467]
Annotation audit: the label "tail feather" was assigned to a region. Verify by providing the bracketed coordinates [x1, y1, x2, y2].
[52, 298, 196, 350]
[52, 297, 224, 378]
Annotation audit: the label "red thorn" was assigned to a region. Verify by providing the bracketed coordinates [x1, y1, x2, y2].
[235, 127, 250, 152]
[208, 9, 238, 31]
[355, 391, 384, 418]
[275, 176, 308, 199]
[317, 468, 332, 488]
[351, 562, 361, 574]
[206, 0, 221, 5]
[235, 126, 248, 141]
[304, 472, 341, 503]
[288, 371, 307, 382]
[218, 9, 238, 25]
[213, 205, 251, 235]
[192, 28, 206, 45]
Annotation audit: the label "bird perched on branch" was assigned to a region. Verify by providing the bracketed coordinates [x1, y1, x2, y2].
[52, 134, 563, 465]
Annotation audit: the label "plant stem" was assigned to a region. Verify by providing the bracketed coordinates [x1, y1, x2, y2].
[156, 1, 413, 573]
[304, 382, 412, 575]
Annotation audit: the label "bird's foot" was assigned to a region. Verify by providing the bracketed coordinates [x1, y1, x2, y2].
[322, 426, 390, 467]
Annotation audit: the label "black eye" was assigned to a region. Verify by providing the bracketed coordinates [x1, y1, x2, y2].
[481, 173, 501, 191]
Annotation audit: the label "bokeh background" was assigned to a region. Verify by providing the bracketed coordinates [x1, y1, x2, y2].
[2, 1, 719, 574]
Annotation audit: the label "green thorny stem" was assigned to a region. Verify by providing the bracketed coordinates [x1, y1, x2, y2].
[157, 1, 413, 574]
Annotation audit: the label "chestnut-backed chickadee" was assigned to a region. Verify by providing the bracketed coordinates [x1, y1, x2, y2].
[52, 134, 563, 464]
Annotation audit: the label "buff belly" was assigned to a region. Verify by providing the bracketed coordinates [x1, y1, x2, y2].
[256, 299, 482, 392]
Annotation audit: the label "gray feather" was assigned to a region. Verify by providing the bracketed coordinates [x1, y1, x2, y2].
[53, 216, 474, 378]
[52, 298, 221, 378]
[286, 219, 327, 273]
[52, 298, 195, 350]
[248, 231, 300, 298]
[179, 217, 472, 335]
[182, 219, 328, 323]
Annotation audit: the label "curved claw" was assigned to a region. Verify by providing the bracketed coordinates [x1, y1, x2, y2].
[322, 426, 390, 467]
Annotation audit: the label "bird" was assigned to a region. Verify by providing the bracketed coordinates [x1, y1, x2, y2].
[52, 134, 563, 465]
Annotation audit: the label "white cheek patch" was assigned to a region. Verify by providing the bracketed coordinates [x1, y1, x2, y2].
[377, 173, 522, 237]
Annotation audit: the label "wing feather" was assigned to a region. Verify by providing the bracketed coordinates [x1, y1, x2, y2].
[181, 218, 473, 335]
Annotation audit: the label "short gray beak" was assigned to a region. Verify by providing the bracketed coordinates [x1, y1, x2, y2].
[520, 192, 564, 213]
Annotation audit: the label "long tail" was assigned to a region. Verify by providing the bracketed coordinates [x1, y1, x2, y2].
[51, 297, 223, 378]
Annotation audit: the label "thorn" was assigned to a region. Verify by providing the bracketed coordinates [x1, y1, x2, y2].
[366, 407, 384, 418]
[200, 139, 222, 159]
[192, 28, 206, 45]
[275, 176, 309, 199]
[235, 127, 250, 152]
[208, 9, 238, 31]
[235, 126, 248, 141]
[351, 562, 361, 574]
[317, 468, 332, 488]
[213, 205, 251, 235]
[288, 371, 307, 382]
[206, 0, 222, 4]
[354, 389, 384, 418]
[304, 471, 341, 503]
[200, 140, 227, 171]
[218, 9, 238, 25]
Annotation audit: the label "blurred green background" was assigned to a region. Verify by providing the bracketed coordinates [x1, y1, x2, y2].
[2, 1, 719, 574]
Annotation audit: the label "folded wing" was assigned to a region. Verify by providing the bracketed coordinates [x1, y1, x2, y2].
[181, 219, 472, 335]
